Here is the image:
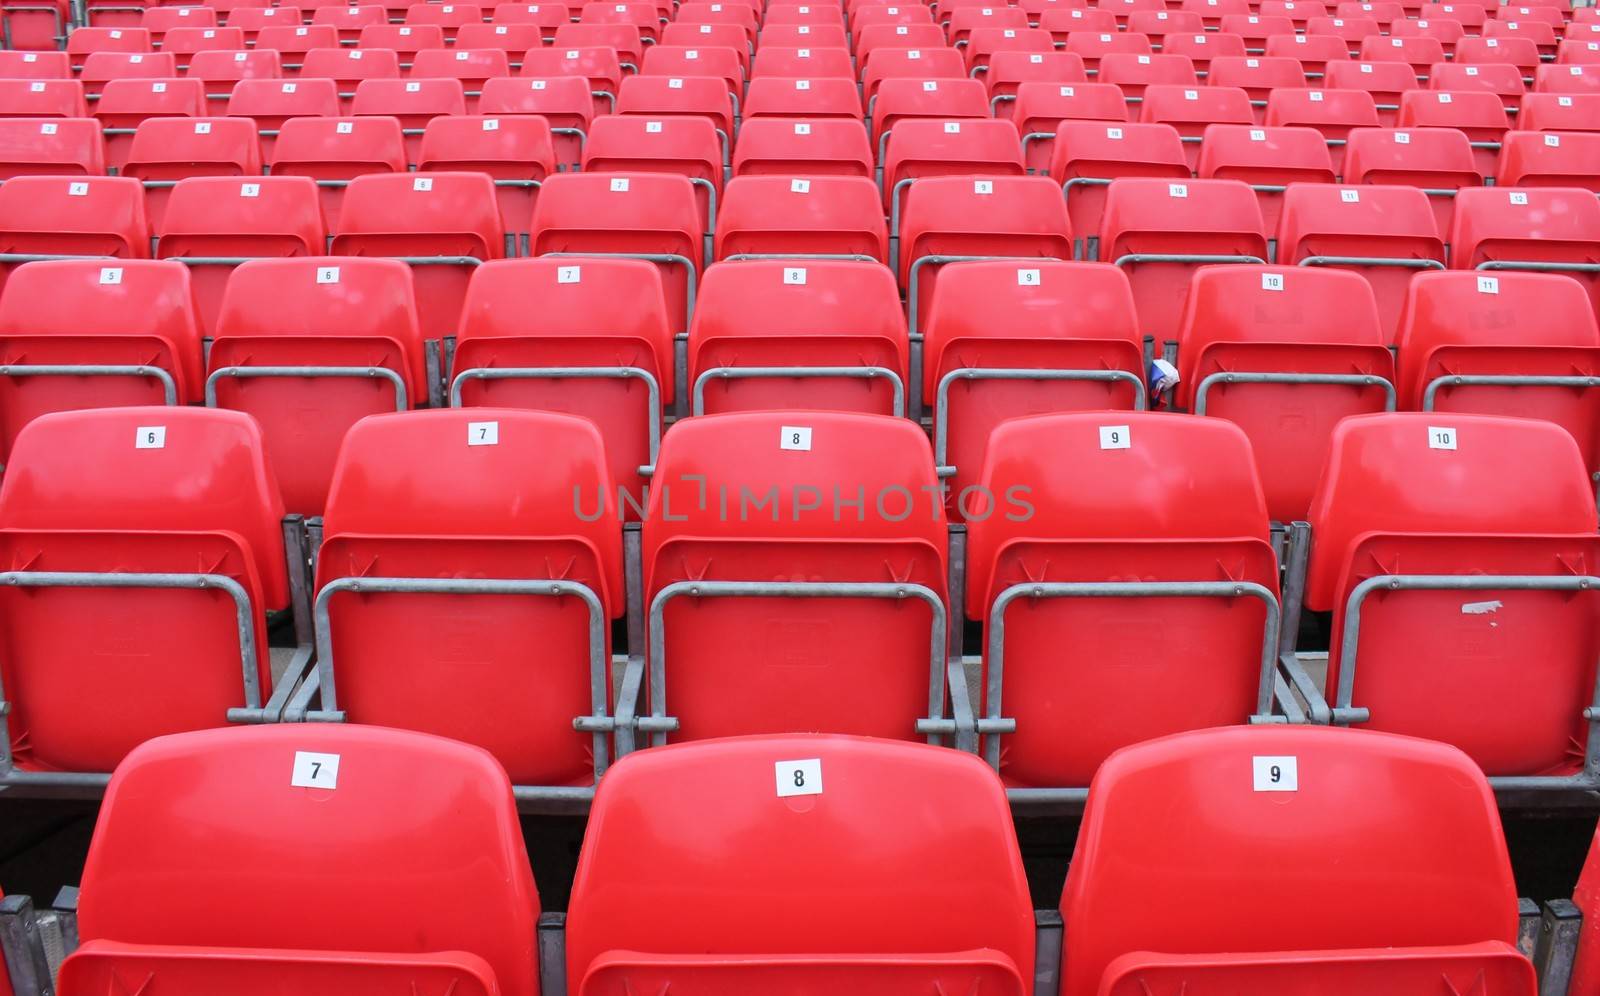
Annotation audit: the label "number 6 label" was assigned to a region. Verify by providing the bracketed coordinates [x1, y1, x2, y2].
[776, 758, 822, 797]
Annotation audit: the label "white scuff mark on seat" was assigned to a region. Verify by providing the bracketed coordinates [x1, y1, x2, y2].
[1461, 600, 1502, 615]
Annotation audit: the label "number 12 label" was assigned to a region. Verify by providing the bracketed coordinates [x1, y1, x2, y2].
[776, 758, 822, 797]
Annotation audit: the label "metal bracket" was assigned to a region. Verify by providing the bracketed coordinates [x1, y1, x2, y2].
[0, 364, 178, 406]
[691, 365, 905, 417]
[205, 364, 408, 411]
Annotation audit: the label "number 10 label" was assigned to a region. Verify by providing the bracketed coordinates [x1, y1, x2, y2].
[776, 758, 822, 797]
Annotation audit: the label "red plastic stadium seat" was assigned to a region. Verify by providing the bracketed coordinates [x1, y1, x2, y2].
[0, 407, 287, 774]
[417, 115, 553, 252]
[870, 78, 990, 157]
[986, 51, 1088, 117]
[250, 26, 336, 73]
[67, 27, 151, 72]
[2, 0, 69, 49]
[731, 117, 872, 178]
[529, 172, 703, 334]
[1197, 123, 1336, 233]
[1131, 9, 1205, 41]
[225, 78, 338, 160]
[0, 51, 70, 79]
[0, 260, 202, 463]
[637, 413, 954, 744]
[1264, 34, 1349, 81]
[351, 78, 466, 163]
[615, 75, 735, 147]
[162, 27, 247, 71]
[480, 76, 594, 169]
[949, 4, 1029, 45]
[1176, 265, 1392, 521]
[1276, 183, 1444, 342]
[1323, 59, 1417, 125]
[1059, 726, 1532, 995]
[761, 22, 849, 51]
[1163, 33, 1248, 79]
[208, 257, 425, 514]
[0, 118, 104, 179]
[578, 0, 658, 44]
[743, 76, 862, 120]
[1396, 271, 1600, 479]
[1304, 413, 1600, 777]
[1398, 88, 1511, 175]
[553, 23, 643, 72]
[452, 257, 671, 511]
[456, 21, 546, 56]
[1065, 31, 1153, 77]
[96, 79, 207, 174]
[1306, 14, 1380, 55]
[1359, 33, 1446, 81]
[1519, 92, 1600, 134]
[1039, 6, 1119, 41]
[409, 48, 510, 113]
[676, 1, 759, 44]
[1100, 177, 1268, 343]
[1221, 13, 1296, 51]
[643, 45, 744, 98]
[185, 49, 281, 115]
[357, 24, 448, 64]
[269, 115, 406, 222]
[0, 175, 148, 295]
[1389, 14, 1465, 56]
[1139, 84, 1253, 169]
[581, 115, 721, 239]
[1343, 126, 1483, 236]
[882, 117, 1025, 216]
[1455, 37, 1541, 89]
[1096, 52, 1196, 106]
[58, 725, 541, 996]
[567, 735, 1032, 993]
[900, 175, 1074, 337]
[1013, 82, 1128, 171]
[688, 259, 906, 415]
[222, 6, 297, 44]
[404, 0, 487, 41]
[1186, 0, 1253, 30]
[300, 47, 397, 113]
[1431, 62, 1527, 116]
[861, 47, 968, 107]
[1450, 186, 1600, 318]
[156, 175, 325, 335]
[311, 3, 386, 44]
[81, 51, 176, 100]
[309, 410, 622, 788]
[924, 260, 1144, 518]
[968, 414, 1278, 787]
[1265, 87, 1379, 171]
[750, 45, 852, 82]
[1206, 56, 1305, 122]
[714, 176, 887, 264]
[1049, 120, 1187, 257]
[1495, 130, 1600, 192]
[965, 27, 1055, 76]
[330, 172, 503, 341]
[1536, 64, 1600, 95]
[122, 117, 262, 229]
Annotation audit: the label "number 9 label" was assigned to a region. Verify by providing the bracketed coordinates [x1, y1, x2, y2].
[1253, 755, 1297, 792]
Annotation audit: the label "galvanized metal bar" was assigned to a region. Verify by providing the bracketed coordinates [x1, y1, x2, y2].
[1423, 373, 1600, 411]
[205, 364, 408, 411]
[537, 912, 569, 996]
[1534, 899, 1581, 995]
[691, 364, 905, 417]
[1033, 910, 1063, 996]
[1194, 370, 1397, 415]
[449, 365, 662, 474]
[1111, 252, 1268, 267]
[1296, 255, 1446, 270]
[0, 363, 178, 406]
[908, 254, 1068, 337]
[1476, 261, 1600, 275]
[0, 895, 53, 996]
[984, 580, 1281, 768]
[933, 367, 1148, 476]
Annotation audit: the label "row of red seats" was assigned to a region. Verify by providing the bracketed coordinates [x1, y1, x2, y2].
[1, 724, 1554, 994]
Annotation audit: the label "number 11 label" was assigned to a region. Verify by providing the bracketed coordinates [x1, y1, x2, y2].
[776, 758, 822, 797]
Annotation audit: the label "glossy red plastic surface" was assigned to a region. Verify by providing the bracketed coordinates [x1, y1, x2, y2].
[1048, 120, 1186, 245]
[689, 259, 907, 414]
[1399, 88, 1509, 174]
[269, 113, 405, 220]
[0, 117, 102, 178]
[715, 174, 888, 262]
[1451, 186, 1600, 318]
[732, 117, 872, 177]
[1100, 944, 1534, 994]
[1306, 413, 1600, 773]
[1140, 85, 1252, 168]
[968, 413, 1276, 786]
[1060, 726, 1524, 996]
[1572, 821, 1600, 990]
[743, 76, 863, 120]
[318, 410, 620, 785]
[0, 79, 87, 119]
[0, 407, 286, 772]
[0, 259, 203, 459]
[869, 77, 989, 144]
[882, 117, 1025, 211]
[71, 725, 540, 996]
[1176, 265, 1390, 521]
[1264, 86, 1380, 171]
[568, 735, 1032, 993]
[642, 413, 948, 743]
[0, 175, 148, 294]
[123, 116, 262, 228]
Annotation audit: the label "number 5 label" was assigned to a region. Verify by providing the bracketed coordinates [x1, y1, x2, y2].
[1253, 755, 1297, 792]
[775, 758, 822, 798]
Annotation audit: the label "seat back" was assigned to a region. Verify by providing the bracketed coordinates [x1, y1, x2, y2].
[1398, 87, 1509, 173]
[1395, 270, 1600, 474]
[1520, 92, 1600, 134]
[480, 75, 594, 167]
[269, 114, 406, 219]
[882, 117, 1025, 212]
[732, 117, 872, 178]
[1196, 123, 1336, 231]
[1344, 125, 1482, 234]
[580, 114, 720, 230]
[0, 259, 202, 457]
[1048, 120, 1186, 248]
[0, 79, 86, 119]
[0, 117, 104, 178]
[1176, 265, 1390, 520]
[1263, 34, 1349, 79]
[1450, 186, 1600, 316]
[1277, 182, 1444, 342]
[0, 407, 286, 772]
[568, 735, 1032, 996]
[316, 411, 620, 785]
[185, 49, 282, 113]
[1496, 129, 1600, 191]
[743, 76, 861, 119]
[123, 116, 261, 227]
[688, 259, 906, 414]
[968, 413, 1277, 787]
[1060, 726, 1526, 996]
[641, 412, 948, 744]
[0, 175, 148, 295]
[1306, 412, 1600, 774]
[330, 171, 503, 339]
[418, 114, 554, 242]
[714, 175, 887, 263]
[356, 23, 448, 59]
[66, 725, 540, 996]
[1263, 86, 1380, 170]
[226, 78, 341, 135]
[870, 77, 990, 146]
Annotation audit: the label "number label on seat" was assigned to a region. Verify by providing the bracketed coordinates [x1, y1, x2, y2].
[136, 426, 166, 449]
[292, 751, 340, 790]
[469, 421, 500, 446]
[1100, 425, 1130, 450]
[780, 425, 812, 450]
[1261, 272, 1285, 292]
[1252, 755, 1297, 791]
[1429, 426, 1457, 450]
[776, 758, 822, 797]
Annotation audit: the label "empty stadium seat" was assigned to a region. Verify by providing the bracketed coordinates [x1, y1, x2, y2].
[409, 48, 510, 113]
[1396, 271, 1600, 480]
[1265, 35, 1350, 82]
[968, 414, 1279, 789]
[0, 80, 87, 121]
[1, 0, 68, 49]
[743, 76, 862, 120]
[750, 45, 853, 82]
[660, 23, 753, 67]
[226, 7, 302, 45]
[1264, 87, 1380, 171]
[1459, 34, 1543, 81]
[566, 735, 1033, 992]
[689, 259, 906, 416]
[1324, 59, 1417, 126]
[637, 412, 956, 745]
[121, 117, 262, 229]
[0, 407, 287, 775]
[418, 115, 553, 255]
[1048, 120, 1187, 258]
[57, 725, 541, 996]
[405, 0, 487, 40]
[185, 49, 281, 115]
[0, 118, 103, 179]
[862, 47, 968, 108]
[300, 47, 398, 113]
[67, 27, 150, 71]
[1163, 33, 1249, 79]
[1058, 726, 1531, 994]
[162, 27, 247, 71]
[81, 51, 177, 101]
[553, 23, 643, 73]
[615, 74, 735, 151]
[1304, 413, 1600, 780]
[530, 171, 703, 334]
[986, 51, 1088, 117]
[481, 76, 594, 169]
[269, 115, 406, 222]
[311, 3, 386, 44]
[1451, 186, 1600, 319]
[581, 115, 721, 239]
[1536, 64, 1600, 96]
[0, 259, 201, 463]
[456, 21, 546, 58]
[155, 175, 325, 335]
[1013, 82, 1129, 172]
[330, 171, 503, 342]
[357, 23, 448, 65]
[1343, 126, 1483, 236]
[731, 117, 872, 178]
[1176, 265, 1393, 521]
[900, 175, 1074, 338]
[1140, 85, 1253, 169]
[1097, 52, 1197, 107]
[1066, 30, 1153, 77]
[1433, 59, 1527, 115]
[208, 257, 425, 514]
[577, 1, 657, 44]
[1196, 123, 1336, 233]
[1520, 92, 1600, 134]
[882, 117, 1025, 217]
[351, 78, 466, 163]
[760, 22, 851, 52]
[1496, 130, 1600, 191]
[224, 78, 338, 161]
[0, 175, 149, 295]
[1100, 177, 1268, 344]
[1360, 33, 1446, 81]
[924, 260, 1144, 517]
[1398, 88, 1511, 175]
[452, 257, 671, 508]
[714, 176, 887, 265]
[1277, 183, 1445, 342]
[0, 51, 69, 79]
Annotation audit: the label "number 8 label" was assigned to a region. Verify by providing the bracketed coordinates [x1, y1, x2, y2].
[775, 758, 822, 797]
[780, 425, 812, 451]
